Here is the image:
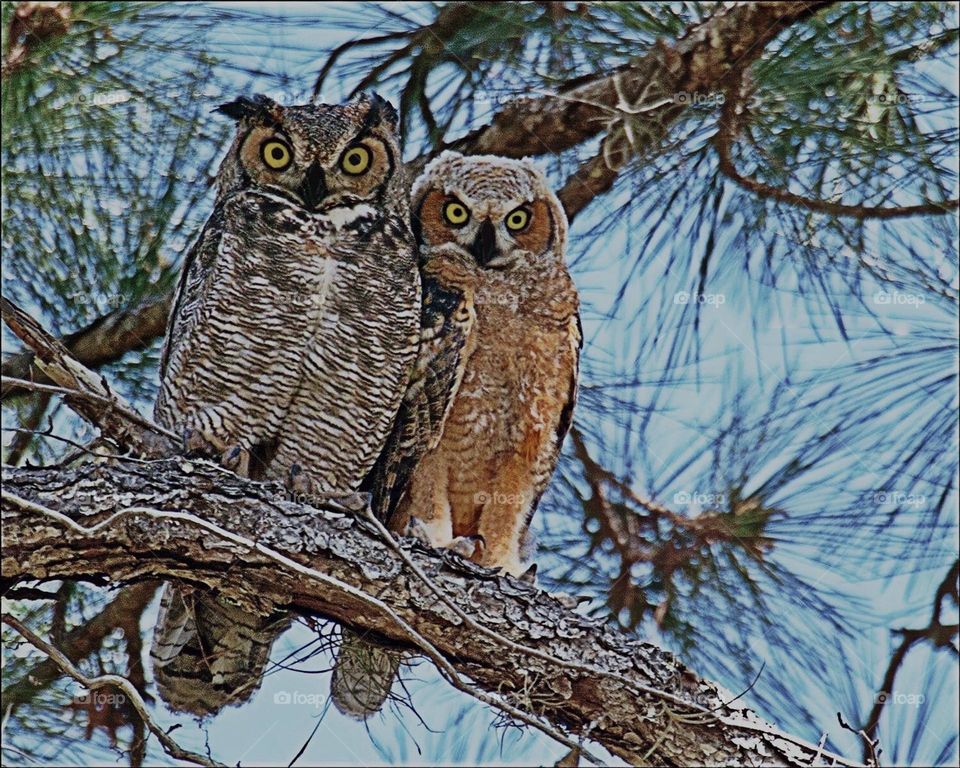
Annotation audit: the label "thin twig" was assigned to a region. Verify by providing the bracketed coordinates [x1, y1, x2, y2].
[1, 613, 223, 768]
[1, 377, 179, 443]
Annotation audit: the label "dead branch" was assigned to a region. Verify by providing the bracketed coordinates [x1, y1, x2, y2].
[2, 613, 222, 768]
[1, 298, 175, 457]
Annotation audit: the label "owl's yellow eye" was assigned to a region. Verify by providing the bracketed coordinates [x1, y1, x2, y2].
[340, 145, 371, 175]
[443, 200, 470, 227]
[505, 207, 530, 232]
[261, 139, 292, 170]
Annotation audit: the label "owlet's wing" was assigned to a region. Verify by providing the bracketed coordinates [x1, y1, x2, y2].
[361, 270, 474, 525]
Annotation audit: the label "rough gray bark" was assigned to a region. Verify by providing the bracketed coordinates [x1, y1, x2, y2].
[2, 460, 859, 767]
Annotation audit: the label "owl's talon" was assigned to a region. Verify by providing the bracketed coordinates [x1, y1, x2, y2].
[519, 562, 538, 585]
[341, 491, 371, 513]
[403, 516, 433, 545]
[286, 466, 368, 512]
[182, 427, 206, 455]
[221, 444, 251, 478]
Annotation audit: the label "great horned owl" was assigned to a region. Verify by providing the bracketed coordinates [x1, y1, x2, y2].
[333, 151, 581, 718]
[150, 93, 419, 716]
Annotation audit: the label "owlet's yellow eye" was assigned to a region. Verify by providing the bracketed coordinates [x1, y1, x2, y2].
[261, 139, 292, 170]
[340, 144, 371, 175]
[443, 200, 470, 227]
[505, 207, 530, 231]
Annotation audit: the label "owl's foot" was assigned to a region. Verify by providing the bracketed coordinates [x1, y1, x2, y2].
[286, 464, 369, 513]
[182, 426, 224, 457]
[402, 517, 485, 561]
[221, 445, 251, 478]
[183, 428, 251, 478]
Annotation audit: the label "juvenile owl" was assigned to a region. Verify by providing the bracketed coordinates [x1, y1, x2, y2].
[390, 151, 581, 573]
[333, 151, 581, 717]
[150, 93, 420, 715]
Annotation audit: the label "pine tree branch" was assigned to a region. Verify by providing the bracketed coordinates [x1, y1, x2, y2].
[2, 461, 861, 767]
[2, 2, 836, 388]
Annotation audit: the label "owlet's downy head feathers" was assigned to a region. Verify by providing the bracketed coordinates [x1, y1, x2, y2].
[411, 150, 568, 272]
[214, 92, 405, 216]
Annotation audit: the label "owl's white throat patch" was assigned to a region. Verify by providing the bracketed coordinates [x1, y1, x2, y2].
[324, 204, 376, 230]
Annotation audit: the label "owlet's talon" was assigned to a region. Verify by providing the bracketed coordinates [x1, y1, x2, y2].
[519, 562, 538, 585]
[449, 534, 485, 560]
[287, 463, 313, 499]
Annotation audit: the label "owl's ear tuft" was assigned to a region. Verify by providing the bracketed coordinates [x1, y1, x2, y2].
[215, 94, 283, 125]
[360, 92, 399, 131]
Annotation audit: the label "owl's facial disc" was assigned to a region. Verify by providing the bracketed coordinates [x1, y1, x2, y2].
[415, 189, 553, 271]
[227, 96, 399, 213]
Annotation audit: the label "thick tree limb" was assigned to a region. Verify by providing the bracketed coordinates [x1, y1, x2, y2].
[449, 1, 833, 217]
[3, 460, 860, 767]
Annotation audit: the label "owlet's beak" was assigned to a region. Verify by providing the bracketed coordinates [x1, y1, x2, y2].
[470, 218, 499, 268]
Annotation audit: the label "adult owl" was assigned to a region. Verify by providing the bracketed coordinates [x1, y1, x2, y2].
[332, 151, 581, 718]
[150, 93, 420, 715]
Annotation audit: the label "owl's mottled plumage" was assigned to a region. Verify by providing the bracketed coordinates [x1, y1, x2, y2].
[155, 93, 419, 489]
[334, 151, 581, 718]
[151, 93, 419, 715]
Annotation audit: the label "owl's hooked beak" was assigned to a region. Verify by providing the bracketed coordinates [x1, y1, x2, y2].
[300, 160, 328, 210]
[470, 218, 500, 268]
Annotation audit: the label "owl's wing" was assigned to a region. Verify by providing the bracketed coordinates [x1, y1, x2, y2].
[361, 271, 474, 524]
[155, 205, 226, 413]
[529, 310, 582, 518]
[555, 310, 582, 449]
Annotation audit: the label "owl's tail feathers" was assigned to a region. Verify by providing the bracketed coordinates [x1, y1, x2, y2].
[330, 628, 404, 720]
[150, 584, 291, 717]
